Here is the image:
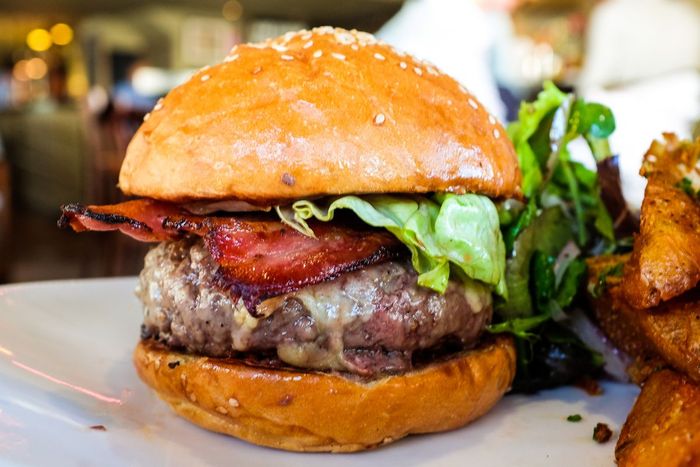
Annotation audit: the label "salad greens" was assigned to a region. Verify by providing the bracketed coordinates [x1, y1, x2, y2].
[678, 177, 700, 198]
[588, 262, 624, 299]
[492, 81, 621, 391]
[277, 194, 506, 295]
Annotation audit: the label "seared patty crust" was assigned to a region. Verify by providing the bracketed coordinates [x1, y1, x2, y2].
[138, 239, 492, 376]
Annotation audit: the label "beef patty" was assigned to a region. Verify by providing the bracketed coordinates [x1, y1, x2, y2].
[138, 238, 493, 376]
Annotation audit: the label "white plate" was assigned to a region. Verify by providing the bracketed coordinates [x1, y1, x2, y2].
[0, 278, 639, 466]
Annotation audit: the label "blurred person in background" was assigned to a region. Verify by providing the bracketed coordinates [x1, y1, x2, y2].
[109, 58, 160, 171]
[0, 58, 11, 110]
[48, 60, 69, 104]
[578, 0, 700, 209]
[113, 58, 158, 113]
[377, 0, 518, 122]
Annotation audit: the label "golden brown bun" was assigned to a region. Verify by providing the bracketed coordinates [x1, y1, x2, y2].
[134, 335, 516, 452]
[119, 27, 520, 204]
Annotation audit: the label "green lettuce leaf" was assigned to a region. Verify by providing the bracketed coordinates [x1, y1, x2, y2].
[507, 81, 568, 197]
[575, 99, 616, 161]
[554, 258, 586, 308]
[276, 194, 506, 295]
[497, 206, 574, 319]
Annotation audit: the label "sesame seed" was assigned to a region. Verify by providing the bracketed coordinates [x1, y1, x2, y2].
[303, 40, 313, 49]
[189, 392, 197, 402]
[493, 129, 500, 138]
[350, 44, 359, 51]
[335, 31, 355, 44]
[331, 52, 346, 61]
[488, 115, 496, 125]
[312, 50, 323, 58]
[271, 44, 287, 52]
[399, 61, 407, 69]
[459, 85, 468, 94]
[224, 54, 239, 63]
[316, 26, 334, 35]
[647, 154, 658, 162]
[252, 65, 263, 74]
[292, 375, 302, 381]
[200, 65, 210, 71]
[301, 32, 313, 40]
[228, 397, 240, 407]
[373, 113, 386, 125]
[200, 74, 210, 82]
[413, 67, 423, 76]
[143, 112, 150, 121]
[153, 99, 163, 111]
[355, 31, 376, 44]
[280, 54, 294, 61]
[373, 52, 385, 61]
[216, 406, 228, 414]
[468, 98, 478, 109]
[426, 66, 438, 76]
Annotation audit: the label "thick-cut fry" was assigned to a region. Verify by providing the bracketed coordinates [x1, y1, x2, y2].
[616, 369, 700, 466]
[629, 289, 700, 383]
[621, 135, 700, 309]
[623, 182, 700, 309]
[587, 255, 656, 361]
[588, 255, 700, 384]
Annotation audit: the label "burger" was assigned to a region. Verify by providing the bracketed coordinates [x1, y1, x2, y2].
[59, 27, 520, 452]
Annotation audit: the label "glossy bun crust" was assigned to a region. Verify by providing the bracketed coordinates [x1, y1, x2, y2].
[134, 336, 516, 452]
[119, 27, 520, 204]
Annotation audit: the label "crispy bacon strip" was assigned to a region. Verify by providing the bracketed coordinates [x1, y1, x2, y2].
[59, 199, 403, 311]
[163, 214, 402, 311]
[58, 199, 184, 242]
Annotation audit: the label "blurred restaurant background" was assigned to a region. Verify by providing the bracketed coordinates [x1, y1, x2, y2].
[0, 0, 698, 283]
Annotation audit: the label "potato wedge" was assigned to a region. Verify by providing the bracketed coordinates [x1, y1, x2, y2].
[587, 255, 655, 361]
[588, 255, 700, 384]
[621, 135, 700, 309]
[616, 369, 700, 466]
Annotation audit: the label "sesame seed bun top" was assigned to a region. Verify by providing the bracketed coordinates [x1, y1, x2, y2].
[118, 27, 521, 204]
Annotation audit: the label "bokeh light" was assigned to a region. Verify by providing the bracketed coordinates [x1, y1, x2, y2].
[67, 73, 89, 97]
[222, 0, 243, 21]
[50, 23, 74, 46]
[25, 57, 48, 80]
[12, 60, 28, 81]
[26, 28, 52, 52]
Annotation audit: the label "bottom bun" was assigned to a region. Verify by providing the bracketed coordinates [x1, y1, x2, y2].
[133, 336, 516, 452]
